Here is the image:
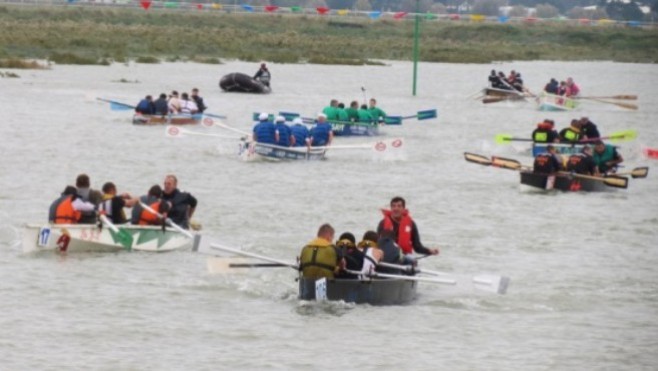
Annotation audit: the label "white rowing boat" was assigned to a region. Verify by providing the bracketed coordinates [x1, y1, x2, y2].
[238, 140, 327, 162]
[22, 223, 195, 254]
[536, 92, 579, 111]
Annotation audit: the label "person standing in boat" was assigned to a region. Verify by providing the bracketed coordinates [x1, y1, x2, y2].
[153, 93, 169, 116]
[131, 185, 171, 226]
[579, 117, 600, 140]
[593, 140, 623, 174]
[290, 117, 309, 147]
[253, 112, 276, 144]
[162, 174, 197, 230]
[308, 113, 333, 147]
[531, 119, 559, 143]
[75, 173, 102, 224]
[98, 182, 138, 225]
[179, 92, 199, 115]
[135, 95, 155, 115]
[533, 145, 562, 174]
[558, 120, 582, 143]
[377, 196, 439, 265]
[368, 98, 387, 124]
[566, 146, 599, 176]
[253, 63, 271, 87]
[273, 116, 293, 147]
[299, 224, 343, 280]
[488, 70, 500, 88]
[190, 88, 207, 113]
[49, 185, 96, 225]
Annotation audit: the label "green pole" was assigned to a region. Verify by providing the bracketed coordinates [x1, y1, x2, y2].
[412, 0, 420, 96]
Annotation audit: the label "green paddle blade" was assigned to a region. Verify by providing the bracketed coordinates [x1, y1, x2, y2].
[385, 116, 403, 125]
[495, 134, 513, 145]
[252, 112, 275, 121]
[279, 111, 300, 121]
[109, 228, 133, 251]
[417, 109, 437, 120]
[609, 130, 637, 142]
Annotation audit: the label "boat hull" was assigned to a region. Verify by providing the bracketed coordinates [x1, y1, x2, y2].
[239, 141, 326, 162]
[298, 277, 417, 305]
[132, 114, 202, 126]
[532, 143, 585, 157]
[484, 87, 525, 99]
[536, 92, 579, 111]
[331, 122, 379, 136]
[520, 171, 608, 192]
[22, 224, 193, 254]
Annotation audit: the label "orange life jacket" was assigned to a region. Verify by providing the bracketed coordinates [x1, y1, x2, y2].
[54, 196, 81, 224]
[381, 209, 413, 254]
[138, 201, 162, 225]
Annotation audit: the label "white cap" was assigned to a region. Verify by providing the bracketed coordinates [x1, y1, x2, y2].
[317, 113, 327, 119]
[292, 118, 303, 125]
[275, 115, 285, 123]
[258, 112, 268, 120]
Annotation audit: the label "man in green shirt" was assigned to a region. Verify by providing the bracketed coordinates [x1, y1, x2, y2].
[368, 98, 387, 123]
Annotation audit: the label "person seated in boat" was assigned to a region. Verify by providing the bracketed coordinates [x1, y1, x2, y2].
[336, 102, 349, 123]
[368, 98, 387, 124]
[322, 99, 339, 121]
[335, 232, 358, 278]
[153, 93, 169, 116]
[488, 69, 500, 88]
[99, 182, 139, 225]
[253, 63, 271, 87]
[558, 119, 582, 143]
[532, 119, 559, 143]
[308, 113, 333, 147]
[290, 117, 309, 147]
[507, 70, 517, 85]
[557, 81, 568, 96]
[75, 173, 102, 224]
[168, 91, 181, 114]
[191, 88, 207, 113]
[357, 104, 374, 124]
[179, 92, 199, 115]
[131, 185, 172, 226]
[497, 71, 512, 90]
[162, 174, 197, 230]
[533, 145, 562, 174]
[377, 196, 439, 266]
[566, 146, 599, 176]
[579, 117, 600, 140]
[49, 185, 96, 225]
[593, 140, 623, 174]
[299, 223, 344, 280]
[135, 95, 155, 115]
[273, 116, 293, 147]
[337, 231, 385, 279]
[566, 77, 580, 97]
[544, 78, 559, 94]
[252, 112, 276, 145]
[346, 101, 360, 123]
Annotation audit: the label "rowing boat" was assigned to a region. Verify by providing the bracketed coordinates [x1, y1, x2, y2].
[238, 140, 326, 162]
[536, 92, 579, 111]
[22, 223, 194, 254]
[298, 276, 417, 305]
[483, 87, 526, 100]
[132, 113, 202, 126]
[520, 171, 609, 192]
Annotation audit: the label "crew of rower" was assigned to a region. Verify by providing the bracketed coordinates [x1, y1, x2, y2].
[299, 197, 439, 280]
[49, 174, 197, 230]
[322, 97, 387, 124]
[532, 117, 600, 144]
[135, 88, 207, 115]
[488, 69, 524, 92]
[544, 77, 580, 97]
[252, 112, 332, 149]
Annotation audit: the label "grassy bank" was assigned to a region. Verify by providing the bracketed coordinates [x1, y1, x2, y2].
[0, 5, 657, 66]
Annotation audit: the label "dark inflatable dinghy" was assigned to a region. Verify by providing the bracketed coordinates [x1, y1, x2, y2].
[219, 72, 271, 94]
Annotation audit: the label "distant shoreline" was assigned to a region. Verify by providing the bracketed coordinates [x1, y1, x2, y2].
[1, 5, 657, 66]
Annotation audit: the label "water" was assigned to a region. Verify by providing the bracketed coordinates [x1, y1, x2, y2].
[1, 60, 657, 370]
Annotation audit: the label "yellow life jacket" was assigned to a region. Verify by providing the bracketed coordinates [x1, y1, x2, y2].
[299, 237, 338, 279]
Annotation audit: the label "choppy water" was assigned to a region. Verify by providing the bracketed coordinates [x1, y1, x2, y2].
[1, 60, 657, 370]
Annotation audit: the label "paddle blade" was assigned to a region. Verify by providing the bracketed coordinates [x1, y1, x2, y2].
[110, 101, 133, 111]
[207, 257, 249, 274]
[384, 116, 403, 125]
[483, 97, 506, 104]
[165, 125, 183, 138]
[603, 175, 628, 189]
[116, 229, 134, 251]
[464, 152, 491, 166]
[609, 130, 637, 143]
[612, 95, 637, 100]
[279, 111, 300, 121]
[473, 275, 510, 295]
[495, 134, 513, 145]
[630, 167, 649, 178]
[417, 109, 437, 120]
[492, 156, 524, 170]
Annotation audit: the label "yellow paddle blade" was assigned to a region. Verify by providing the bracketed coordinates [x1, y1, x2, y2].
[495, 134, 513, 145]
[603, 176, 629, 189]
[609, 130, 637, 143]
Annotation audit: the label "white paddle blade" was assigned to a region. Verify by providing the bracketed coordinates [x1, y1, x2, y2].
[165, 125, 183, 138]
[473, 275, 510, 295]
[207, 257, 250, 275]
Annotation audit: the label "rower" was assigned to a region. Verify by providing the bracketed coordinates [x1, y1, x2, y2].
[357, 104, 373, 124]
[49, 185, 96, 225]
[308, 113, 333, 147]
[579, 117, 600, 140]
[532, 119, 559, 143]
[253, 112, 276, 144]
[566, 77, 580, 97]
[566, 145, 599, 176]
[273, 115, 293, 147]
[161, 174, 197, 230]
[290, 117, 309, 147]
[135, 95, 155, 114]
[368, 98, 387, 124]
[593, 140, 623, 174]
[299, 224, 343, 280]
[322, 99, 339, 121]
[131, 185, 171, 226]
[179, 92, 199, 115]
[544, 78, 558, 94]
[533, 145, 562, 174]
[346, 101, 359, 122]
[99, 182, 138, 224]
[75, 173, 102, 224]
[558, 119, 582, 143]
[377, 196, 439, 266]
[153, 93, 168, 115]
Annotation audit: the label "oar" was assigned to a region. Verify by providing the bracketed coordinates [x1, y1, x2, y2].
[491, 156, 530, 171]
[464, 152, 492, 166]
[165, 125, 239, 139]
[494, 134, 534, 145]
[138, 201, 194, 239]
[614, 166, 649, 179]
[578, 130, 637, 143]
[97, 97, 135, 111]
[209, 243, 299, 269]
[557, 171, 628, 189]
[585, 98, 638, 110]
[98, 214, 133, 251]
[344, 269, 457, 285]
[201, 117, 251, 136]
[204, 112, 228, 120]
[206, 256, 289, 274]
[482, 96, 509, 104]
[398, 109, 438, 121]
[378, 262, 510, 294]
[578, 95, 637, 100]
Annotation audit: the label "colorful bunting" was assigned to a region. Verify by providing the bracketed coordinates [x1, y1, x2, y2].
[498, 15, 508, 23]
[196, 3, 203, 10]
[242, 4, 253, 12]
[393, 12, 408, 20]
[337, 9, 349, 16]
[470, 14, 485, 22]
[164, 2, 178, 8]
[368, 11, 381, 19]
[425, 12, 437, 20]
[316, 7, 329, 15]
[139, 0, 151, 10]
[265, 5, 278, 13]
[449, 14, 460, 21]
[291, 6, 302, 12]
[211, 3, 221, 9]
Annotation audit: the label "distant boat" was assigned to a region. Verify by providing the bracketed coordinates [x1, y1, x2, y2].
[536, 92, 579, 111]
[132, 113, 203, 126]
[219, 72, 271, 94]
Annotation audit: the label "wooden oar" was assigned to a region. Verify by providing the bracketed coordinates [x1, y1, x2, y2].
[464, 152, 492, 166]
[206, 257, 289, 274]
[138, 201, 194, 239]
[378, 262, 510, 294]
[557, 171, 628, 189]
[97, 97, 135, 111]
[344, 269, 456, 285]
[584, 98, 638, 110]
[578, 95, 637, 100]
[482, 96, 508, 104]
[98, 214, 133, 251]
[204, 112, 228, 120]
[491, 156, 530, 171]
[614, 166, 648, 179]
[210, 243, 299, 269]
[165, 125, 239, 139]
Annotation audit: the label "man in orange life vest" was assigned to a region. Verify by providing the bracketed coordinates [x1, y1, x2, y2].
[377, 197, 439, 264]
[48, 185, 96, 224]
[131, 185, 171, 225]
